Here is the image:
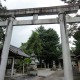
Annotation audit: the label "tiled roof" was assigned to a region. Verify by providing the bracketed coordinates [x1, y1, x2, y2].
[9, 45, 29, 58]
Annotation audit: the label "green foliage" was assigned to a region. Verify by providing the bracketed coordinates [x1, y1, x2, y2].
[67, 23, 79, 37]
[73, 28, 80, 55]
[21, 26, 61, 65]
[20, 43, 28, 53]
[37, 26, 59, 51]
[24, 58, 31, 64]
[20, 30, 43, 60]
[16, 58, 31, 72]
[17, 58, 31, 65]
[0, 5, 7, 47]
[62, 0, 80, 4]
[73, 28, 80, 40]
[0, 27, 6, 48]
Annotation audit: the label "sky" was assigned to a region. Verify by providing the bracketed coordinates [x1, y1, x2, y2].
[1, 0, 76, 47]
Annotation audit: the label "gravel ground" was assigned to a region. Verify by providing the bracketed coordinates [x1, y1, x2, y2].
[44, 70, 64, 80]
[5, 76, 44, 80]
[5, 69, 80, 80]
[44, 70, 80, 80]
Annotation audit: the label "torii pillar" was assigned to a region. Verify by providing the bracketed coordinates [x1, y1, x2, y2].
[59, 12, 73, 80]
[0, 17, 15, 80]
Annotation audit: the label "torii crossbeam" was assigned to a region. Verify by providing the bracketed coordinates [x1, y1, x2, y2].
[0, 3, 80, 17]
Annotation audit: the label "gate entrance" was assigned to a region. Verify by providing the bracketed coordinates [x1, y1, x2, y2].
[0, 3, 80, 80]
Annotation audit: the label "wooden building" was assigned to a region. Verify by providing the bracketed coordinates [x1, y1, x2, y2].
[0, 45, 29, 77]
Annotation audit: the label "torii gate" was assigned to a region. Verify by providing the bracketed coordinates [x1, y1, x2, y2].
[0, 3, 80, 80]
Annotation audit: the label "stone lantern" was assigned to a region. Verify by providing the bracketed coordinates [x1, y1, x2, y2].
[30, 53, 37, 69]
[51, 61, 56, 71]
[28, 52, 38, 76]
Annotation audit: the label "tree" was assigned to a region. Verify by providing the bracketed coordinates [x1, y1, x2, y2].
[0, 4, 7, 48]
[67, 22, 80, 56]
[20, 42, 28, 54]
[21, 31, 43, 56]
[73, 27, 80, 55]
[21, 26, 61, 68]
[67, 23, 79, 37]
[61, 0, 80, 4]
[36, 26, 60, 67]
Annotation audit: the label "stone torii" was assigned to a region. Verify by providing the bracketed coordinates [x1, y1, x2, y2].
[0, 2, 80, 80]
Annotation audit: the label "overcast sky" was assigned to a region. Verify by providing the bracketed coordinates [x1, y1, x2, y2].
[1, 0, 75, 48]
